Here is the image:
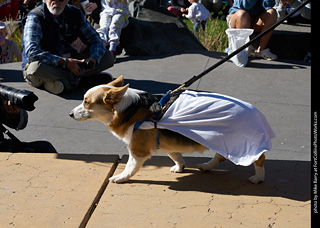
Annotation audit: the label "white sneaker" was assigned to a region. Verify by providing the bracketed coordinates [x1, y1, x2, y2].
[255, 48, 278, 61]
[44, 81, 64, 94]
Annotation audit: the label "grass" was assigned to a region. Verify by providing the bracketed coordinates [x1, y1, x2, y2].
[183, 18, 228, 53]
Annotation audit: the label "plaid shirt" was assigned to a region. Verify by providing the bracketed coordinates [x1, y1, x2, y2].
[22, 4, 105, 67]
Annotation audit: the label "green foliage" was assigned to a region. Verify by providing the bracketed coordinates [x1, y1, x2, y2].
[4, 20, 23, 51]
[183, 18, 228, 53]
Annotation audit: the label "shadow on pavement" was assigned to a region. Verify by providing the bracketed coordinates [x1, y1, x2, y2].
[0, 69, 24, 82]
[0, 140, 57, 153]
[124, 78, 181, 94]
[58, 78, 182, 101]
[56, 154, 120, 163]
[119, 155, 310, 202]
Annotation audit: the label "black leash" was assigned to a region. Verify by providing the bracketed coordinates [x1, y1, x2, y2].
[133, 0, 311, 133]
[174, 0, 311, 92]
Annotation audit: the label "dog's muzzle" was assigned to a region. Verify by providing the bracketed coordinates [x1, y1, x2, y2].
[69, 104, 91, 121]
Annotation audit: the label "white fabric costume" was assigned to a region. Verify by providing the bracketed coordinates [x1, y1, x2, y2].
[137, 90, 275, 166]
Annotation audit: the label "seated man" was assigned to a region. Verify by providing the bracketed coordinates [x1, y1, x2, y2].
[227, 0, 278, 60]
[22, 0, 114, 94]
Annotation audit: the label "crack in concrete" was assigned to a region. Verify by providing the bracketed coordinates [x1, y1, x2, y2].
[79, 156, 119, 228]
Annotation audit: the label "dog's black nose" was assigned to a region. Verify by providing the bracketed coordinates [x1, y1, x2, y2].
[69, 112, 74, 118]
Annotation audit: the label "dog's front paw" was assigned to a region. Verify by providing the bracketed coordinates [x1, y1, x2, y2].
[170, 164, 185, 173]
[109, 174, 130, 183]
[248, 175, 264, 184]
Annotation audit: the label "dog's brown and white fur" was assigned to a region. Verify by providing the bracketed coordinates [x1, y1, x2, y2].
[70, 76, 265, 184]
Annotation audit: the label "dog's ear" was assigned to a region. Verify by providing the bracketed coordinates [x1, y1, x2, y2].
[108, 75, 124, 87]
[104, 84, 129, 104]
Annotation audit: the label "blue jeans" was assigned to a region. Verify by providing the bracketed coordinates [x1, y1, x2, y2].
[192, 21, 207, 34]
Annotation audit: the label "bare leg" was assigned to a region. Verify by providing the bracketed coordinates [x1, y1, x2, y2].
[109, 152, 150, 183]
[248, 153, 265, 184]
[253, 9, 277, 52]
[168, 152, 185, 173]
[229, 9, 251, 29]
[197, 153, 226, 171]
[230, 8, 277, 60]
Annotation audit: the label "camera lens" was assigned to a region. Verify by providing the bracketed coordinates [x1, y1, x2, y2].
[0, 85, 38, 111]
[84, 60, 94, 70]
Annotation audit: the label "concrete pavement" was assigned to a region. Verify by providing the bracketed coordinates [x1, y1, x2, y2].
[0, 153, 311, 227]
[0, 153, 119, 227]
[0, 48, 311, 227]
[87, 156, 310, 228]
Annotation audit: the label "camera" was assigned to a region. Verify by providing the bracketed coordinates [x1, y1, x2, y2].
[79, 60, 94, 70]
[0, 85, 38, 111]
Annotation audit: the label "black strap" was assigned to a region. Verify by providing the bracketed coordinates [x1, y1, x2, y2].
[154, 122, 160, 149]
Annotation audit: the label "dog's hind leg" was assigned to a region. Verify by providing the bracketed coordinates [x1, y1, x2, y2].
[168, 152, 185, 173]
[248, 153, 265, 184]
[197, 153, 226, 171]
[109, 152, 150, 183]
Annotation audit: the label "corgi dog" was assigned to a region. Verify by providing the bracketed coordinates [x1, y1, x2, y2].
[70, 76, 267, 184]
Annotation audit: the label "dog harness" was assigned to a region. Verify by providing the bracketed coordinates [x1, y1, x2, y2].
[133, 90, 175, 149]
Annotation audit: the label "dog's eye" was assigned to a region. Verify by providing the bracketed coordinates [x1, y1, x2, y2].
[84, 101, 90, 107]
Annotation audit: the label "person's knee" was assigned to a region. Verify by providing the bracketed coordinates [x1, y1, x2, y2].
[231, 10, 251, 28]
[237, 10, 251, 22]
[23, 72, 44, 87]
[266, 8, 277, 23]
[23, 62, 44, 87]
[100, 51, 114, 68]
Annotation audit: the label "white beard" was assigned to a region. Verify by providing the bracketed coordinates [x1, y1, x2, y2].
[47, 5, 64, 16]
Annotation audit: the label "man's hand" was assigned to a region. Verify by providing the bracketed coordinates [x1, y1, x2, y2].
[3, 100, 20, 114]
[85, 3, 98, 13]
[61, 57, 97, 76]
[65, 58, 84, 76]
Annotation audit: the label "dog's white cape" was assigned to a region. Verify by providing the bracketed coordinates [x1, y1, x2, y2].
[137, 90, 275, 166]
